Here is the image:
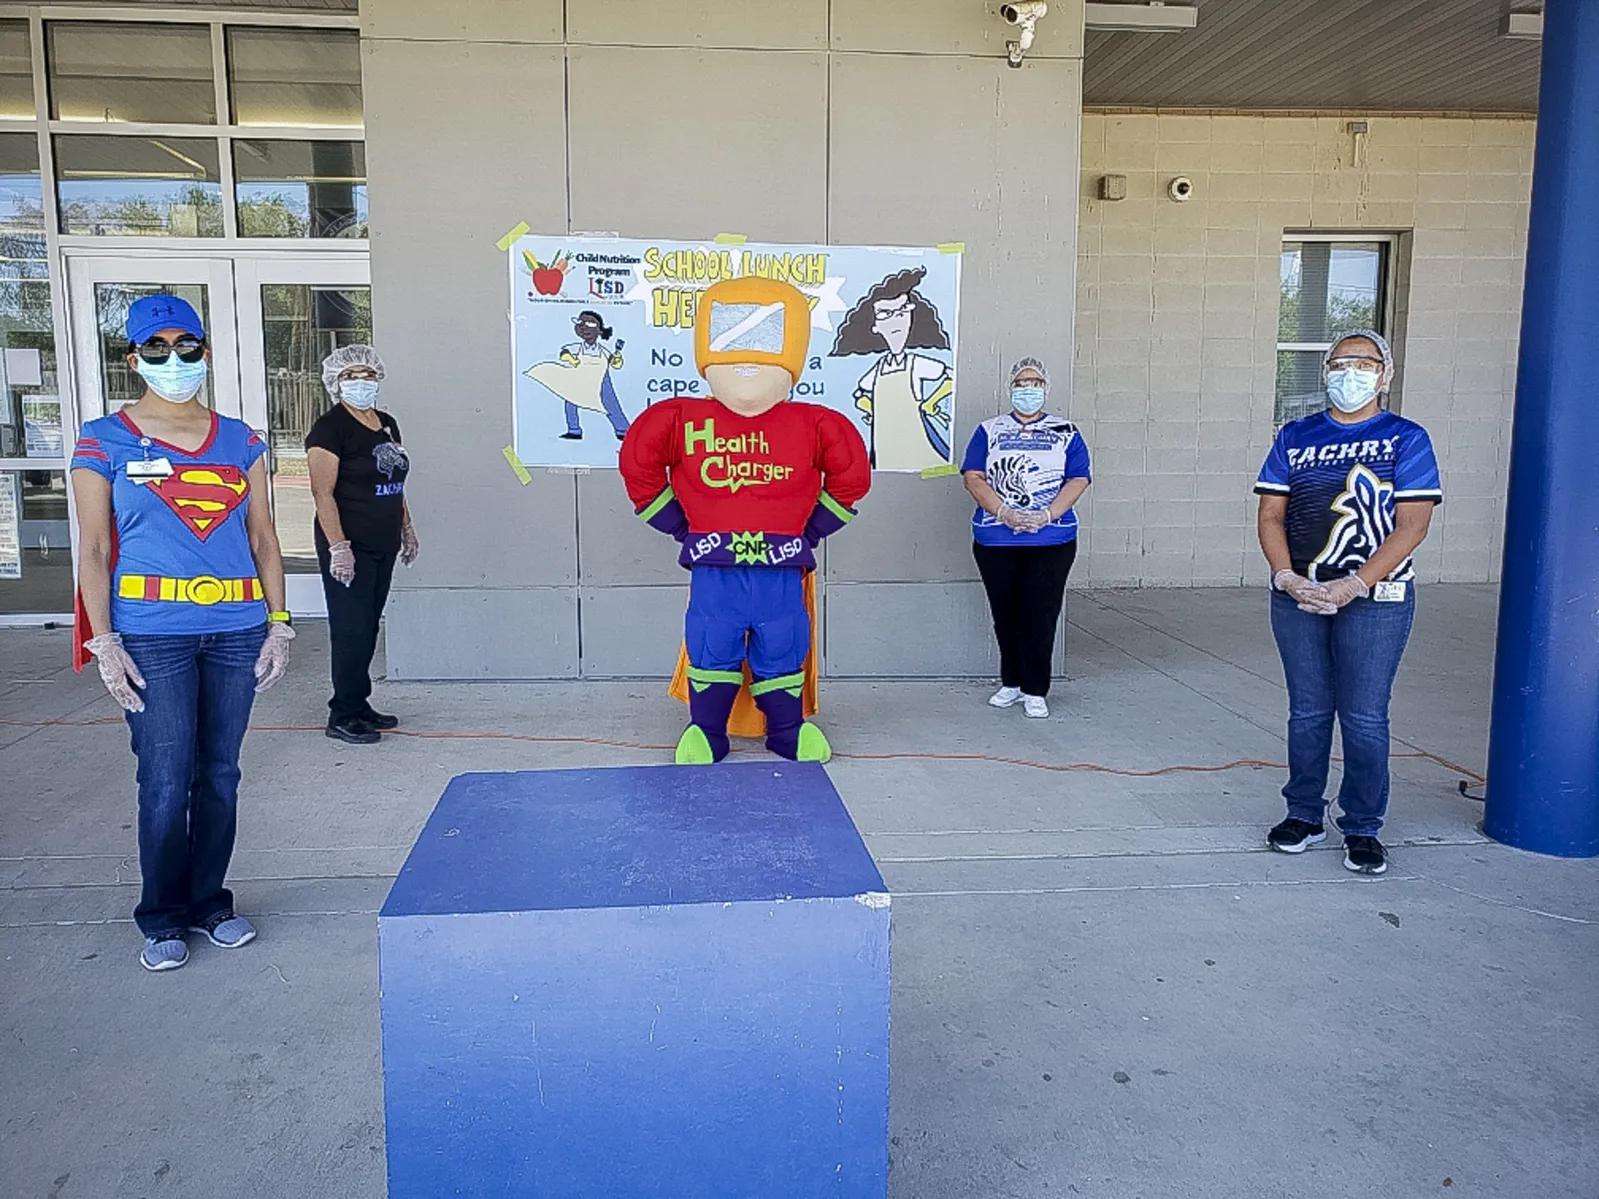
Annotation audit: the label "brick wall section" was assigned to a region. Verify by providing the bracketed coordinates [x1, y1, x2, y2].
[1073, 114, 1532, 586]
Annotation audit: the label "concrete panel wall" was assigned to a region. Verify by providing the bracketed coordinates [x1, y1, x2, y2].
[366, 0, 1086, 679]
[1074, 113, 1531, 587]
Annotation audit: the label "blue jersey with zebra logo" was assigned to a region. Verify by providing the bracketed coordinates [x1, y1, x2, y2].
[1255, 409, 1442, 582]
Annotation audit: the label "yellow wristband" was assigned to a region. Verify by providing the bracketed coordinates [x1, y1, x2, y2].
[267, 610, 292, 624]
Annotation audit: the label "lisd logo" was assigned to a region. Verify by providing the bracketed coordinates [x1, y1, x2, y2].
[588, 275, 626, 299]
[683, 418, 796, 494]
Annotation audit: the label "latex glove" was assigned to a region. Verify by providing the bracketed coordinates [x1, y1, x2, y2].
[86, 632, 146, 713]
[1321, 574, 1370, 610]
[328, 539, 356, 586]
[254, 623, 296, 693]
[1274, 569, 1337, 615]
[997, 505, 1035, 533]
[400, 522, 420, 567]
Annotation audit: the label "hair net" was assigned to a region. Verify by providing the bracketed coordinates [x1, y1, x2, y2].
[321, 344, 386, 398]
[1323, 329, 1393, 393]
[1008, 356, 1049, 389]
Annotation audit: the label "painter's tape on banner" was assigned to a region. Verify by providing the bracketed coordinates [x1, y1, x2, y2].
[920, 463, 960, 479]
[937, 242, 965, 255]
[496, 222, 532, 252]
[502, 445, 532, 485]
[713, 232, 748, 245]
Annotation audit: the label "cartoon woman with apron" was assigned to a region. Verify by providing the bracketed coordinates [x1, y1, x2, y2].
[830, 267, 953, 471]
[526, 310, 630, 441]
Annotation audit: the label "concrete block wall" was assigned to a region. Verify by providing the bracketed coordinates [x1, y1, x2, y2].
[364, 0, 1085, 680]
[1074, 113, 1532, 587]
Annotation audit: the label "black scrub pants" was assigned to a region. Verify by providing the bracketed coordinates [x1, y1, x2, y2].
[316, 533, 399, 723]
[973, 539, 1078, 698]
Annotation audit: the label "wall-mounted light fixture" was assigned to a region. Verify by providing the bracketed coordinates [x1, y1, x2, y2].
[1500, 11, 1543, 39]
[1085, 2, 1198, 32]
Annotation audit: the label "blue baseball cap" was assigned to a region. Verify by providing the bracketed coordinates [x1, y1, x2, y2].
[127, 294, 205, 343]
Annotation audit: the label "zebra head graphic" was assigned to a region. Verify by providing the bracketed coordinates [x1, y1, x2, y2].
[986, 452, 1044, 509]
[1311, 462, 1393, 580]
[373, 441, 409, 480]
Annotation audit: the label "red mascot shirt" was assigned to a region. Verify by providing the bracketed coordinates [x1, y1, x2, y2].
[620, 396, 870, 569]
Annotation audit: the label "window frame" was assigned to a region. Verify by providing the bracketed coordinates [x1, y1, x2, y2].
[1275, 231, 1399, 426]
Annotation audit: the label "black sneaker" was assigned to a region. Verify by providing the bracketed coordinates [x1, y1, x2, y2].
[1267, 817, 1326, 854]
[559, 432, 582, 440]
[326, 717, 381, 745]
[359, 707, 400, 731]
[1343, 835, 1388, 875]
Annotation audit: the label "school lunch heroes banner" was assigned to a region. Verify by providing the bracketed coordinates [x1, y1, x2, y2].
[509, 235, 962, 472]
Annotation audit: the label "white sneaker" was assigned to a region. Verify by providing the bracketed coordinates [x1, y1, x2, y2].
[988, 686, 1023, 708]
[1022, 695, 1049, 718]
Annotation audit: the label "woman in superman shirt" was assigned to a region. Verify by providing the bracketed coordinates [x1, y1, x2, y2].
[71, 295, 294, 973]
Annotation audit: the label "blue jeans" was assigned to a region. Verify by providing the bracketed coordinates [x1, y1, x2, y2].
[120, 626, 265, 937]
[563, 372, 630, 437]
[1269, 589, 1415, 837]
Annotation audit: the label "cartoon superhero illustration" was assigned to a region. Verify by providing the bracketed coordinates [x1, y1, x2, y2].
[525, 309, 630, 441]
[619, 277, 871, 765]
[830, 266, 954, 471]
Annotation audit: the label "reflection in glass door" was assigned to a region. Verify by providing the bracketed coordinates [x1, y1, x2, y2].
[235, 256, 370, 617]
[91, 281, 217, 411]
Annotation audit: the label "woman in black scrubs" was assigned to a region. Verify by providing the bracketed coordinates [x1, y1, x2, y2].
[306, 345, 417, 743]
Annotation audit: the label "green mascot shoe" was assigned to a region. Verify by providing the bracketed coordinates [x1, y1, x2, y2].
[795, 723, 832, 764]
[675, 724, 717, 766]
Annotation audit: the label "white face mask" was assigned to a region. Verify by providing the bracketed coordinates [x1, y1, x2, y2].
[1326, 368, 1381, 413]
[340, 379, 380, 410]
[134, 355, 208, 404]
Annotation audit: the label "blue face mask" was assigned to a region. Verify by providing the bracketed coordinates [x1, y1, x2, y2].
[1326, 368, 1380, 413]
[1011, 386, 1046, 416]
[340, 379, 380, 410]
[134, 355, 208, 404]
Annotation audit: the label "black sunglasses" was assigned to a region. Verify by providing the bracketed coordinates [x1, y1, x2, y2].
[129, 336, 206, 365]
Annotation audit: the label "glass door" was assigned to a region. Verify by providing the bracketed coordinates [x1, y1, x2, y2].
[235, 254, 370, 617]
[64, 254, 241, 422]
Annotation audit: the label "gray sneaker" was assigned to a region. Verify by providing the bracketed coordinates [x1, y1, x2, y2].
[189, 911, 257, 948]
[140, 935, 189, 972]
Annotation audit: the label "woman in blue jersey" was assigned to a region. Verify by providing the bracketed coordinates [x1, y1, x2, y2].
[1254, 329, 1442, 875]
[961, 357, 1092, 719]
[71, 295, 294, 972]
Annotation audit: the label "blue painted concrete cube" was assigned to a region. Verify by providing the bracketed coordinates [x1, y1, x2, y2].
[379, 762, 890, 1198]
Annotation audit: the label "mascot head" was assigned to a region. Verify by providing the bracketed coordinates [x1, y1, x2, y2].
[695, 277, 810, 417]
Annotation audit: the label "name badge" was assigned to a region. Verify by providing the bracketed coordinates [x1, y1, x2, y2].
[125, 457, 174, 482]
[1373, 580, 1407, 603]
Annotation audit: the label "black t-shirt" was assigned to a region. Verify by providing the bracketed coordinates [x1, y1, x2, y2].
[304, 405, 410, 552]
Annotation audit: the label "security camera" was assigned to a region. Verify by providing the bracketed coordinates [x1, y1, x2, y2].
[1168, 176, 1194, 202]
[999, 2, 1048, 67]
[1001, 1, 1048, 21]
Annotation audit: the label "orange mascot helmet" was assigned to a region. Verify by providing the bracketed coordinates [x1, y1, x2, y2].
[694, 276, 811, 383]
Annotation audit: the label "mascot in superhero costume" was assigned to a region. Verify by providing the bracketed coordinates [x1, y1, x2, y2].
[620, 277, 871, 765]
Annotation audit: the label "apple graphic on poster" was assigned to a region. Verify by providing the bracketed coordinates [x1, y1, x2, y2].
[524, 249, 572, 296]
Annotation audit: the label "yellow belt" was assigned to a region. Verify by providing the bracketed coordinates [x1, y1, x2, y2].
[118, 574, 264, 606]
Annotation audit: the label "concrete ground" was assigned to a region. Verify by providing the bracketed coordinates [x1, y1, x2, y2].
[2, 586, 1596, 1199]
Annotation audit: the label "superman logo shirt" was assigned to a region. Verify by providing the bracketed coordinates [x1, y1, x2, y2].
[1255, 409, 1443, 582]
[72, 410, 269, 634]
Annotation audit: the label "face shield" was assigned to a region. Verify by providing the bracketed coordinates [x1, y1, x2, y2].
[694, 277, 811, 382]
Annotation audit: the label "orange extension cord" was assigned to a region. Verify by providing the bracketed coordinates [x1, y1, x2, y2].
[0, 715, 1487, 785]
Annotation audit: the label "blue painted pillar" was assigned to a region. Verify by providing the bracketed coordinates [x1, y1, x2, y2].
[1485, 0, 1599, 856]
